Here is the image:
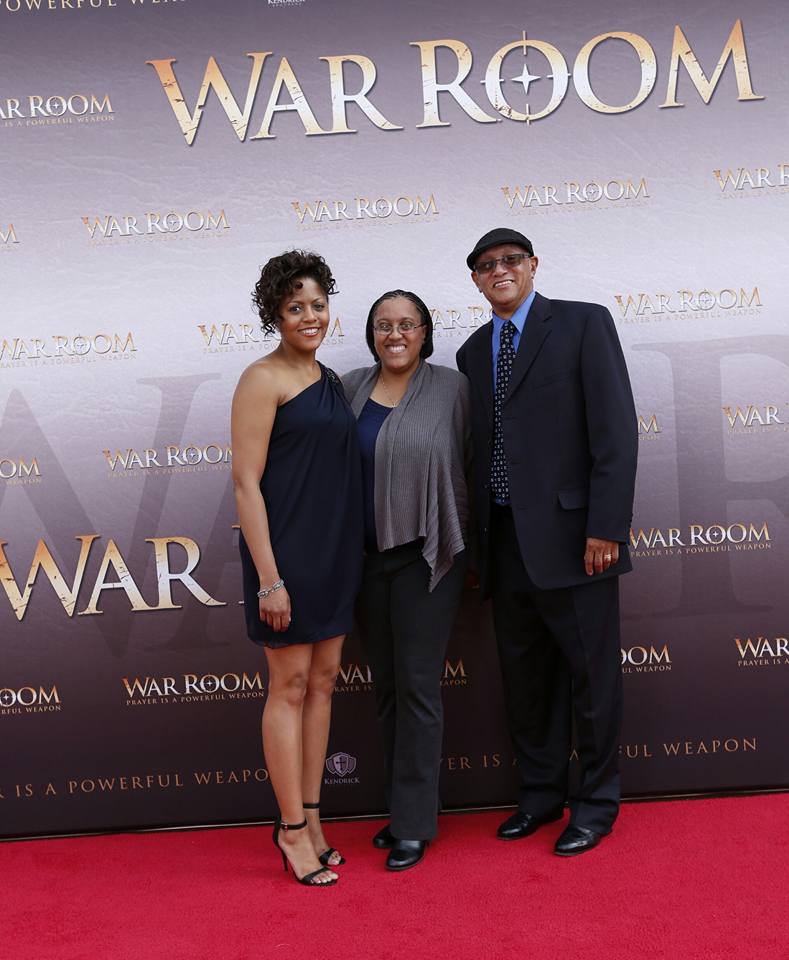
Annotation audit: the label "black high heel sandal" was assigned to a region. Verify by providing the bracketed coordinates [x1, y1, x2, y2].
[303, 801, 346, 867]
[272, 817, 337, 886]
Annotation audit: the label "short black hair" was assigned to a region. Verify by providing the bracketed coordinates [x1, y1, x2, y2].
[252, 250, 337, 334]
[364, 289, 434, 362]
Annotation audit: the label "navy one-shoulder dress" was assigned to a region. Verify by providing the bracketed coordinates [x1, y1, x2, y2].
[239, 364, 363, 648]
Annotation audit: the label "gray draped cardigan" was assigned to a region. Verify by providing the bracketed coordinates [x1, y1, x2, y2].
[341, 361, 471, 590]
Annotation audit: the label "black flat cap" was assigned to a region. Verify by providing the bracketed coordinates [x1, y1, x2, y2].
[466, 227, 534, 270]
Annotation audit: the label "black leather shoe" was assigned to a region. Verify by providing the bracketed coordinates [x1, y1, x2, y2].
[496, 806, 564, 840]
[372, 824, 395, 849]
[386, 839, 427, 871]
[554, 824, 610, 857]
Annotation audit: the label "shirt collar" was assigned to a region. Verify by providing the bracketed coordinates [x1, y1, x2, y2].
[492, 289, 536, 335]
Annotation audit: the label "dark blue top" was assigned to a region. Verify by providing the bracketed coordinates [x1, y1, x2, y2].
[357, 397, 392, 551]
[238, 364, 363, 648]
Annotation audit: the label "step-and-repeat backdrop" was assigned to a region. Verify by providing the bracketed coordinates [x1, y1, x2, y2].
[1, 0, 787, 838]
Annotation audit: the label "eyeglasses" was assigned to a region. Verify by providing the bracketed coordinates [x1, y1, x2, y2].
[372, 321, 425, 335]
[474, 253, 532, 274]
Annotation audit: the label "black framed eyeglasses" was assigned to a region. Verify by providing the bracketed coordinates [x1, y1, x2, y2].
[474, 253, 532, 274]
[372, 321, 425, 335]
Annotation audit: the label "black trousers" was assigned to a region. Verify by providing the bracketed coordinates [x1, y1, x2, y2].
[490, 505, 622, 833]
[355, 541, 465, 840]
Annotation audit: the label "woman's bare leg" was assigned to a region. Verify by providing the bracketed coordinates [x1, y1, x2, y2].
[263, 643, 337, 883]
[301, 634, 345, 864]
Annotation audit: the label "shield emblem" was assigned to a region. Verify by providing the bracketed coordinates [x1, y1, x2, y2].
[325, 751, 357, 777]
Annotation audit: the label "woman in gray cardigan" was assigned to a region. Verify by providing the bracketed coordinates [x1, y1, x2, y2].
[342, 289, 471, 871]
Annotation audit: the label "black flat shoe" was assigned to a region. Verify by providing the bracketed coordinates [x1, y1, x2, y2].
[554, 824, 610, 857]
[496, 806, 564, 840]
[386, 839, 427, 871]
[372, 824, 395, 849]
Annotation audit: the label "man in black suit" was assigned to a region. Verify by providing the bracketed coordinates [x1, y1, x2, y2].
[456, 228, 637, 856]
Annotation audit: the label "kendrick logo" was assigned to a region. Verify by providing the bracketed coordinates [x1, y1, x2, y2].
[621, 645, 671, 674]
[0, 93, 113, 127]
[0, 683, 61, 716]
[325, 752, 357, 777]
[734, 636, 789, 668]
[630, 522, 771, 558]
[197, 318, 345, 353]
[82, 209, 229, 242]
[713, 164, 788, 196]
[431, 304, 492, 340]
[292, 194, 437, 226]
[615, 287, 761, 323]
[103, 443, 231, 478]
[0, 332, 137, 368]
[501, 177, 648, 213]
[148, 20, 762, 146]
[0, 457, 41, 484]
[123, 672, 265, 706]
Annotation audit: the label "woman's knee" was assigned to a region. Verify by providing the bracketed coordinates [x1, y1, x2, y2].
[268, 670, 310, 707]
[307, 662, 340, 699]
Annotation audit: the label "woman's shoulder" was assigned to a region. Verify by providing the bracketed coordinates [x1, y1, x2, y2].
[424, 362, 469, 392]
[235, 354, 284, 394]
[340, 365, 377, 396]
[232, 356, 298, 417]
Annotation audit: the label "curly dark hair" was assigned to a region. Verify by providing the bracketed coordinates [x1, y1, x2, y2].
[365, 289, 434, 362]
[252, 250, 337, 334]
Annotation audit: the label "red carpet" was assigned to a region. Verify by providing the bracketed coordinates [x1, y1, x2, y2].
[4, 795, 788, 960]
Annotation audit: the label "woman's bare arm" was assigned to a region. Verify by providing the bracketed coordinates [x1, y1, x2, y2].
[231, 363, 291, 632]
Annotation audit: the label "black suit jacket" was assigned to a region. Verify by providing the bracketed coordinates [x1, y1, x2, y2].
[456, 292, 637, 596]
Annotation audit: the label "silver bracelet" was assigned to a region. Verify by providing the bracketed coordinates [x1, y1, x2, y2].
[257, 579, 284, 599]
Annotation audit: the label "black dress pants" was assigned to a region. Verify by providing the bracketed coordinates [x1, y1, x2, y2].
[355, 540, 465, 840]
[490, 505, 622, 833]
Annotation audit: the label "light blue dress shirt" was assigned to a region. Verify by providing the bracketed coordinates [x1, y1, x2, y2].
[492, 290, 536, 389]
[490, 290, 536, 504]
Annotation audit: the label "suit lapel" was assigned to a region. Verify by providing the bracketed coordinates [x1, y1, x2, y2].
[504, 292, 552, 402]
[466, 322, 494, 423]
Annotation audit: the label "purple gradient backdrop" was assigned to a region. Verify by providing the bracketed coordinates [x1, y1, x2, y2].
[1, 0, 787, 837]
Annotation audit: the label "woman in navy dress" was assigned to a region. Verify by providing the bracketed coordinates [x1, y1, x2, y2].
[232, 250, 362, 886]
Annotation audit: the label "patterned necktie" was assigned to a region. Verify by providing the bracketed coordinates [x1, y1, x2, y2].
[490, 320, 516, 503]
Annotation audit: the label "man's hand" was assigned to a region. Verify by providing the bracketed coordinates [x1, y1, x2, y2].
[584, 538, 619, 576]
